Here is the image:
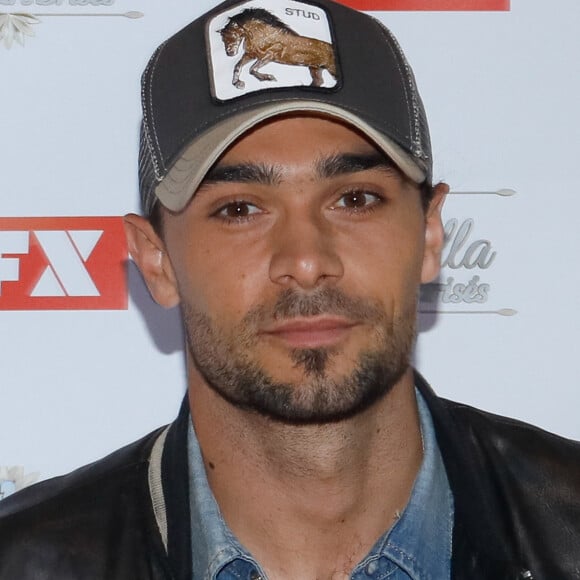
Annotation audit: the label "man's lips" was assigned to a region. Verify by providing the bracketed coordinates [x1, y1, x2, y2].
[259, 317, 358, 349]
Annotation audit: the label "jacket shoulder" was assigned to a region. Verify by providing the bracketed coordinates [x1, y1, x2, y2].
[0, 427, 168, 579]
[443, 398, 580, 576]
[443, 398, 580, 465]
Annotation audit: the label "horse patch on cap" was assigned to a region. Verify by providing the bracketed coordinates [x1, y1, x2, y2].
[207, 0, 339, 101]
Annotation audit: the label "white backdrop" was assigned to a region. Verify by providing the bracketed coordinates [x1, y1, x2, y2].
[1, 0, 579, 489]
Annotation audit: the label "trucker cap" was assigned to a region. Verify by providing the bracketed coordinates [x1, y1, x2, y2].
[139, 0, 432, 215]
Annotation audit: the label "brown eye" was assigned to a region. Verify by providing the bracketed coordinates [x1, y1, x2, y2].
[217, 201, 260, 219]
[333, 191, 381, 210]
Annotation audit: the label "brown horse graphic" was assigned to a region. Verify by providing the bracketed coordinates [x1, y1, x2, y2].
[218, 8, 337, 90]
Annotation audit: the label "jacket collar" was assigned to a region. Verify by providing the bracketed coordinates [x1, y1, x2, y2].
[161, 396, 193, 580]
[159, 373, 528, 579]
[414, 371, 527, 578]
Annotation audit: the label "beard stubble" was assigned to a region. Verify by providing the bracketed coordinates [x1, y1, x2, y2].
[182, 287, 417, 425]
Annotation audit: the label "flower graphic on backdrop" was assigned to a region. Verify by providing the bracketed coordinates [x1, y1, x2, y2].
[0, 13, 39, 49]
[0, 466, 40, 500]
[0, 10, 142, 50]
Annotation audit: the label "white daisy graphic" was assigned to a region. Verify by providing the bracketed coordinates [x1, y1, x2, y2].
[0, 10, 143, 49]
[0, 13, 39, 49]
[0, 465, 40, 499]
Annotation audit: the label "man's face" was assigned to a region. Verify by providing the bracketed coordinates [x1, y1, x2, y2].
[158, 116, 444, 424]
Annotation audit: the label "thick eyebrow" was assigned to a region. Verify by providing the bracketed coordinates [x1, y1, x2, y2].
[316, 152, 396, 179]
[202, 162, 282, 186]
[199, 152, 396, 191]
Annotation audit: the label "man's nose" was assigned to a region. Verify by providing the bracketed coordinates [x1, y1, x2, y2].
[268, 213, 344, 290]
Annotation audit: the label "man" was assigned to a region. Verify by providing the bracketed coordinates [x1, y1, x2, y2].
[1, 0, 579, 578]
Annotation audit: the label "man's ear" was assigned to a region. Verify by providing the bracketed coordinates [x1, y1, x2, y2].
[421, 182, 448, 284]
[124, 213, 180, 308]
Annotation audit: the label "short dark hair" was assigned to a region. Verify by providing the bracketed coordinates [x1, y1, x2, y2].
[419, 181, 435, 212]
[148, 202, 164, 236]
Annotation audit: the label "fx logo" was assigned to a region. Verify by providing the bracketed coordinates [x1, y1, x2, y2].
[0, 217, 127, 310]
[338, 0, 508, 10]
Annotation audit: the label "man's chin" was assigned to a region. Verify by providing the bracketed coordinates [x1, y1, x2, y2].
[181, 293, 417, 425]
[248, 354, 357, 393]
[199, 350, 409, 426]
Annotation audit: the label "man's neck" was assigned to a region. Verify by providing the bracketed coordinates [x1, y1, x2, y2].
[188, 366, 422, 579]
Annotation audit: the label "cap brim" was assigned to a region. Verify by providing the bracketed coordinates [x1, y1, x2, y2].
[154, 100, 427, 213]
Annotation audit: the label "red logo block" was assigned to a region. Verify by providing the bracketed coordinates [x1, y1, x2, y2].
[338, 0, 509, 10]
[0, 217, 127, 310]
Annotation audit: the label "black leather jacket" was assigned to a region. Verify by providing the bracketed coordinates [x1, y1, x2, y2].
[1, 374, 580, 579]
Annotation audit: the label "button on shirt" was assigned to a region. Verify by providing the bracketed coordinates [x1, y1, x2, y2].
[187, 390, 454, 579]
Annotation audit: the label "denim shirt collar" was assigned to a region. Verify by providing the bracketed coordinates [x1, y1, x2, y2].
[187, 424, 261, 579]
[188, 389, 453, 579]
[350, 391, 454, 579]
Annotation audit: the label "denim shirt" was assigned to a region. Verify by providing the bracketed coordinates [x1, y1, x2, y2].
[187, 390, 454, 579]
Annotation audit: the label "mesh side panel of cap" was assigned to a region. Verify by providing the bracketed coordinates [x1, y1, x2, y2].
[139, 122, 159, 216]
